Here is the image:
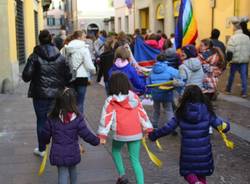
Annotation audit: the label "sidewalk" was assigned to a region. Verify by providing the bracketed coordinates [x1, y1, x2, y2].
[0, 82, 116, 184]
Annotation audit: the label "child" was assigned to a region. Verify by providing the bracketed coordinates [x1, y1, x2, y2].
[109, 46, 146, 94]
[148, 85, 230, 184]
[42, 88, 100, 184]
[179, 44, 204, 90]
[98, 72, 153, 184]
[148, 54, 180, 129]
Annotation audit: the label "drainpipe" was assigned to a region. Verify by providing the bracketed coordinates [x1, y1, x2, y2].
[234, 0, 239, 16]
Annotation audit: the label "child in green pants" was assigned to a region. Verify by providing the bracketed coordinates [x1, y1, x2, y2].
[98, 72, 153, 184]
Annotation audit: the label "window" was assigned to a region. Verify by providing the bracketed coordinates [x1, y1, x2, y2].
[125, 16, 129, 33]
[47, 16, 55, 26]
[59, 1, 62, 10]
[118, 17, 122, 32]
[60, 16, 65, 26]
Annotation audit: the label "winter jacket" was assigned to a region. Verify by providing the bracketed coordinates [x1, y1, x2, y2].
[98, 91, 153, 141]
[109, 59, 146, 94]
[42, 114, 100, 167]
[149, 103, 230, 177]
[148, 62, 179, 102]
[227, 30, 250, 64]
[22, 44, 71, 99]
[161, 47, 180, 69]
[199, 50, 225, 93]
[85, 39, 96, 61]
[97, 50, 115, 82]
[179, 58, 204, 89]
[65, 39, 96, 79]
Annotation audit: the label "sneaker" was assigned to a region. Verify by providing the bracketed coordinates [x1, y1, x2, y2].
[241, 94, 248, 98]
[33, 148, 45, 157]
[209, 126, 213, 134]
[116, 175, 129, 184]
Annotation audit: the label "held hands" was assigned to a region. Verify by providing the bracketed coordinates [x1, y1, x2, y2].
[100, 138, 107, 145]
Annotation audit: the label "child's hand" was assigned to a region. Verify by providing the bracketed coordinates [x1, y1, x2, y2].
[100, 138, 106, 145]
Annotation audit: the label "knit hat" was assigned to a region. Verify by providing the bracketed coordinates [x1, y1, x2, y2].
[182, 44, 197, 59]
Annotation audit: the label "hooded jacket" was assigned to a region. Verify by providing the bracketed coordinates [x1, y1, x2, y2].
[22, 44, 71, 99]
[161, 47, 180, 69]
[227, 30, 250, 64]
[109, 59, 146, 94]
[148, 62, 179, 102]
[149, 103, 230, 176]
[98, 91, 153, 141]
[65, 39, 96, 79]
[179, 58, 204, 89]
[42, 115, 100, 167]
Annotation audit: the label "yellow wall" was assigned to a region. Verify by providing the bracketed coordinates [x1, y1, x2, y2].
[192, 0, 250, 44]
[24, 0, 36, 56]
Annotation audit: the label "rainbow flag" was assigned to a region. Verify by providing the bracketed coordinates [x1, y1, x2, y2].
[175, 0, 198, 49]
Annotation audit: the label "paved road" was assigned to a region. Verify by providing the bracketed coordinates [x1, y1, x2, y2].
[0, 81, 250, 184]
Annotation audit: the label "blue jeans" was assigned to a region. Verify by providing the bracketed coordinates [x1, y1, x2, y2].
[58, 166, 77, 184]
[33, 99, 53, 152]
[152, 101, 174, 129]
[75, 85, 87, 114]
[226, 63, 248, 95]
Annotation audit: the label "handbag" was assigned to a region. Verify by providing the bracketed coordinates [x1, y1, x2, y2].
[71, 61, 84, 81]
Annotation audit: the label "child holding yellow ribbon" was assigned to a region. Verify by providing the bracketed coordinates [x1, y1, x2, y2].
[97, 73, 153, 184]
[41, 88, 100, 184]
[148, 85, 231, 184]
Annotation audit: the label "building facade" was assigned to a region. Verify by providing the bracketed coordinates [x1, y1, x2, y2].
[77, 0, 115, 36]
[114, 0, 250, 43]
[44, 0, 65, 35]
[0, 0, 44, 92]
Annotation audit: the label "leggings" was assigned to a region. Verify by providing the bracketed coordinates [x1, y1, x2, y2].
[57, 166, 77, 184]
[112, 140, 144, 184]
[184, 173, 207, 184]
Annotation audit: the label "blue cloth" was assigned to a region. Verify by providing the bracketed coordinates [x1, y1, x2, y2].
[109, 63, 146, 94]
[33, 99, 53, 152]
[226, 63, 248, 95]
[149, 103, 230, 176]
[148, 62, 179, 102]
[134, 36, 160, 64]
[42, 115, 100, 167]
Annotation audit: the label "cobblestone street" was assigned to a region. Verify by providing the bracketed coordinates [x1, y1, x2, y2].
[0, 81, 250, 184]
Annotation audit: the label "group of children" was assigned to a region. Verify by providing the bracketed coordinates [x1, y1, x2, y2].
[39, 40, 230, 184]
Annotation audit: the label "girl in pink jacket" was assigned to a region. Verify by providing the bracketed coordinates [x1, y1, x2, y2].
[98, 72, 153, 184]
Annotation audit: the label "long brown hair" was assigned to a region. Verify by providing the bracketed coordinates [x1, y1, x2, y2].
[49, 88, 80, 119]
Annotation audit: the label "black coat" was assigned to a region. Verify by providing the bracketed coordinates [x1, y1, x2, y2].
[22, 44, 71, 99]
[97, 50, 114, 82]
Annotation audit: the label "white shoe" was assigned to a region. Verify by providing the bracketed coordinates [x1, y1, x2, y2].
[209, 126, 213, 134]
[34, 148, 45, 157]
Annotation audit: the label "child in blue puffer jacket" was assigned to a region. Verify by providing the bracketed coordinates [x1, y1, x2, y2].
[149, 85, 230, 184]
[148, 54, 180, 128]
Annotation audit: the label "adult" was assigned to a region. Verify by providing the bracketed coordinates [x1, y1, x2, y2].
[97, 37, 115, 94]
[240, 18, 250, 38]
[199, 39, 226, 100]
[65, 31, 96, 113]
[22, 30, 71, 156]
[210, 28, 226, 57]
[54, 29, 67, 50]
[94, 30, 107, 58]
[226, 20, 250, 98]
[84, 33, 96, 66]
[109, 46, 145, 94]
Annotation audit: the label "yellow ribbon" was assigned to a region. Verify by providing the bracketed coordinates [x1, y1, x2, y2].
[142, 137, 163, 167]
[156, 140, 163, 151]
[217, 122, 234, 150]
[158, 86, 174, 90]
[38, 145, 49, 176]
[147, 81, 174, 88]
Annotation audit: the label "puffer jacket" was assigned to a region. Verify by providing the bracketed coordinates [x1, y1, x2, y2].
[65, 39, 96, 78]
[227, 30, 250, 64]
[98, 91, 153, 141]
[179, 58, 204, 89]
[42, 115, 100, 167]
[149, 103, 230, 177]
[161, 47, 180, 69]
[148, 62, 179, 102]
[22, 44, 71, 99]
[109, 59, 146, 94]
